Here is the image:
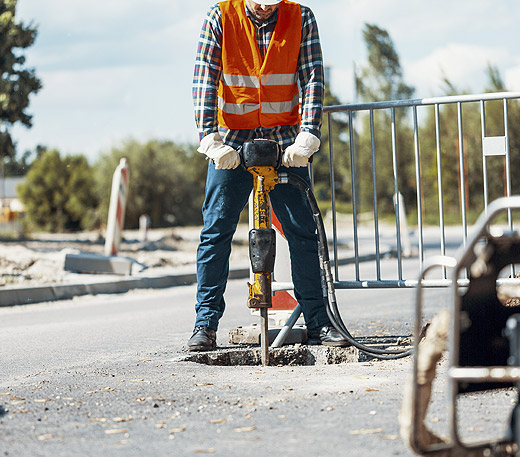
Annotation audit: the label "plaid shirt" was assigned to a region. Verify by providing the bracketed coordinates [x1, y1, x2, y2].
[192, 2, 324, 150]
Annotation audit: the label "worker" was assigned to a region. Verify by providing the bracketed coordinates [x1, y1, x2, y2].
[189, 0, 349, 351]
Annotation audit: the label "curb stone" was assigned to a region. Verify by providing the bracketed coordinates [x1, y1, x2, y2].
[0, 248, 395, 307]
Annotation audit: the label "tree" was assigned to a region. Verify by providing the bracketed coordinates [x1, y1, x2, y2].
[355, 24, 414, 103]
[2, 145, 43, 176]
[418, 65, 520, 223]
[312, 87, 351, 207]
[95, 139, 206, 229]
[18, 149, 99, 232]
[0, 0, 42, 159]
[354, 24, 416, 215]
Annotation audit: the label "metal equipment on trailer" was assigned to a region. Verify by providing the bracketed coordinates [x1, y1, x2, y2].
[402, 197, 520, 456]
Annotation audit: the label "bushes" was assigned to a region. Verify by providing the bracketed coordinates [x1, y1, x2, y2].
[18, 149, 99, 232]
[95, 139, 206, 229]
[17, 140, 207, 232]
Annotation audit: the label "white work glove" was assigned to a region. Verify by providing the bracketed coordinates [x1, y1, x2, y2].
[198, 132, 240, 170]
[282, 131, 320, 167]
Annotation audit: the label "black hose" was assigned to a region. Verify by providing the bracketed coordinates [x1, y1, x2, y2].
[281, 171, 413, 360]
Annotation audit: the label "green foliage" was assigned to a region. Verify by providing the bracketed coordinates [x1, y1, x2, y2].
[326, 24, 519, 227]
[353, 108, 417, 215]
[18, 149, 99, 232]
[483, 65, 520, 197]
[353, 23, 416, 215]
[312, 24, 419, 219]
[2, 147, 40, 176]
[418, 65, 520, 224]
[355, 24, 414, 103]
[0, 0, 42, 158]
[95, 139, 206, 229]
[312, 87, 350, 203]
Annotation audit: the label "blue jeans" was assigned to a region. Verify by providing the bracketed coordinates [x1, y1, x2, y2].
[194, 161, 330, 331]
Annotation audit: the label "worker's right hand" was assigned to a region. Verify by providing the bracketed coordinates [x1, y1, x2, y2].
[197, 132, 240, 170]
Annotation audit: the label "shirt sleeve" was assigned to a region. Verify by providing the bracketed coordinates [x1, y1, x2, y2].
[298, 6, 325, 139]
[192, 5, 223, 140]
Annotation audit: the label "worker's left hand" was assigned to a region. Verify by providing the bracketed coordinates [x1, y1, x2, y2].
[282, 132, 320, 167]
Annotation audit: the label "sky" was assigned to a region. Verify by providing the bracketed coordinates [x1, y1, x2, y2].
[11, 0, 520, 162]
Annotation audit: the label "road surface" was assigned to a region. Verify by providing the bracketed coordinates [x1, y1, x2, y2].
[1, 255, 515, 456]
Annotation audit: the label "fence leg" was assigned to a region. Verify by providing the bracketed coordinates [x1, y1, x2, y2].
[139, 214, 150, 242]
[394, 192, 413, 258]
[271, 304, 302, 348]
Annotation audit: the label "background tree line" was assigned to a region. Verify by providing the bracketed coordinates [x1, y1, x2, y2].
[3, 0, 519, 233]
[1, 1, 209, 233]
[10, 140, 208, 232]
[317, 24, 520, 226]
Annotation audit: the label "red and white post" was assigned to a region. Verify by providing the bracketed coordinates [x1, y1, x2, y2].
[270, 209, 298, 313]
[104, 158, 130, 257]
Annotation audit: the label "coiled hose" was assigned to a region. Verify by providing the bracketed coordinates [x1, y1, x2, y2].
[280, 171, 413, 360]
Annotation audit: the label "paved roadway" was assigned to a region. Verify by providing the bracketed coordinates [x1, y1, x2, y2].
[0, 235, 516, 456]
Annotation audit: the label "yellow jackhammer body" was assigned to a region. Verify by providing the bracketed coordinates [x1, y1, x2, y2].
[240, 139, 282, 366]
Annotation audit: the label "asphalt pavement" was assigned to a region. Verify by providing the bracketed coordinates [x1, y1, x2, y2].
[1, 279, 417, 457]
[1, 265, 516, 457]
[0, 227, 516, 456]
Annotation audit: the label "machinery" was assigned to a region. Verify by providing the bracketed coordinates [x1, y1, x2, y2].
[241, 139, 280, 365]
[240, 139, 412, 366]
[404, 197, 520, 456]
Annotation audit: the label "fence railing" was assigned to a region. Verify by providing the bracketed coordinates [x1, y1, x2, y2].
[277, 91, 520, 291]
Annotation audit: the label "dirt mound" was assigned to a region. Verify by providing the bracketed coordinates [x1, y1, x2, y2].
[0, 226, 250, 288]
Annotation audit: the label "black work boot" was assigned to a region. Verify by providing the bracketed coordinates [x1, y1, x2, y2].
[307, 325, 351, 347]
[188, 326, 217, 352]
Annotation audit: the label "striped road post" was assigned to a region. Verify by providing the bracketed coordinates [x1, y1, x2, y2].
[104, 158, 129, 257]
[271, 208, 298, 312]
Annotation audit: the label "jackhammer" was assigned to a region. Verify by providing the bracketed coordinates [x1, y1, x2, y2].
[240, 139, 412, 366]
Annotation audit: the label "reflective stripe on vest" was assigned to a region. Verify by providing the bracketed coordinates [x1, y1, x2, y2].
[221, 73, 260, 88]
[218, 97, 259, 115]
[218, 94, 298, 116]
[221, 72, 298, 88]
[261, 94, 299, 114]
[260, 73, 298, 86]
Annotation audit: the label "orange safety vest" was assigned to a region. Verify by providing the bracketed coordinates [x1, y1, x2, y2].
[218, 0, 302, 129]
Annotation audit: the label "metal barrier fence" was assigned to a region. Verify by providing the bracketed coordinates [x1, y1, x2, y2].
[280, 91, 520, 291]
